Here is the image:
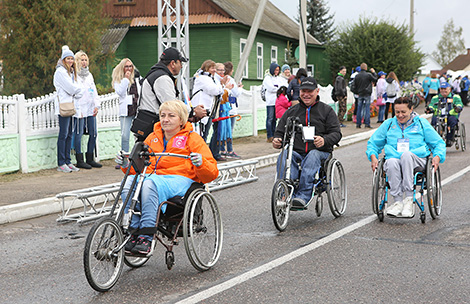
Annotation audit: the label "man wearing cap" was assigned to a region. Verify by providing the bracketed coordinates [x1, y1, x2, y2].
[272, 77, 342, 208]
[427, 81, 463, 146]
[352, 63, 377, 128]
[334, 66, 348, 127]
[134, 47, 206, 140]
[376, 71, 387, 123]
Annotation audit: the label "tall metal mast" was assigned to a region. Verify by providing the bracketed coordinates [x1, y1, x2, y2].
[157, 0, 190, 92]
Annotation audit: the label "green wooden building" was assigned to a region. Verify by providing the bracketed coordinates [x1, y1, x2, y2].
[101, 0, 330, 88]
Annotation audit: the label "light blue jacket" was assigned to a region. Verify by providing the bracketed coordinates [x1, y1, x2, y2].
[366, 113, 446, 163]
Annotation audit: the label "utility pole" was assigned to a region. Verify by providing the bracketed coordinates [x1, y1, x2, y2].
[299, 0, 307, 68]
[410, 0, 414, 36]
[157, 0, 190, 92]
[234, 0, 268, 84]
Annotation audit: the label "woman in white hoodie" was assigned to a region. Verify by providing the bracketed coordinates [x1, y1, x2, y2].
[53, 45, 84, 173]
[73, 51, 102, 169]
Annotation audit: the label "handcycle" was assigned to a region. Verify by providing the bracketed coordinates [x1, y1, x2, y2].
[372, 156, 442, 223]
[430, 100, 466, 151]
[83, 142, 223, 292]
[271, 117, 347, 232]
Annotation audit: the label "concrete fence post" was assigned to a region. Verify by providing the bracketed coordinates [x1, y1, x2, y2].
[251, 86, 258, 136]
[17, 94, 29, 173]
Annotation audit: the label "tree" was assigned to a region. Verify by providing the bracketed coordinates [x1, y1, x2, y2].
[432, 19, 466, 67]
[325, 17, 424, 82]
[304, 0, 335, 44]
[0, 0, 110, 98]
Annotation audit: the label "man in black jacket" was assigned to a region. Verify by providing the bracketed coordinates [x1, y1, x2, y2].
[272, 77, 342, 208]
[352, 62, 377, 129]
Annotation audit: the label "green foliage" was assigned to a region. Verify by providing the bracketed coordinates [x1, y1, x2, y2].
[432, 19, 466, 67]
[305, 0, 335, 44]
[0, 0, 111, 98]
[325, 17, 424, 82]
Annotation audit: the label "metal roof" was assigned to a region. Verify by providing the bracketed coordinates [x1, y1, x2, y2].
[130, 14, 238, 27]
[211, 0, 320, 45]
[101, 20, 130, 53]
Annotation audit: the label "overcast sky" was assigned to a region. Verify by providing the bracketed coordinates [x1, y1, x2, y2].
[270, 0, 470, 57]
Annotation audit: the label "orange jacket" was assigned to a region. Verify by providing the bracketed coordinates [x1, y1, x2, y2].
[124, 121, 219, 184]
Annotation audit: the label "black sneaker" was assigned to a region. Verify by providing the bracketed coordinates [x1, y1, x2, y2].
[131, 237, 151, 254]
[124, 235, 138, 252]
[291, 198, 306, 208]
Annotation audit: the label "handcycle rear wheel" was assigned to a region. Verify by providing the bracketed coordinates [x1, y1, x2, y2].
[183, 189, 223, 272]
[271, 179, 291, 231]
[326, 158, 347, 217]
[83, 217, 124, 292]
[426, 162, 442, 219]
[372, 158, 386, 221]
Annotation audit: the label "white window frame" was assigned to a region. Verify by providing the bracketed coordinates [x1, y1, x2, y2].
[240, 38, 248, 79]
[271, 46, 278, 64]
[257, 43, 263, 79]
[307, 64, 315, 77]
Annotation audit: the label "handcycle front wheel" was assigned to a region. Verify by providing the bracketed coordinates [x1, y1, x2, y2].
[183, 189, 223, 272]
[271, 179, 291, 231]
[326, 158, 347, 217]
[83, 217, 124, 292]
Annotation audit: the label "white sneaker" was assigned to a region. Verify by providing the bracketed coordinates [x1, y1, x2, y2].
[57, 164, 72, 173]
[386, 201, 403, 217]
[67, 163, 80, 172]
[401, 197, 415, 218]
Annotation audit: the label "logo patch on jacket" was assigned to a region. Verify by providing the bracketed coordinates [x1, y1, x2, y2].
[172, 136, 188, 149]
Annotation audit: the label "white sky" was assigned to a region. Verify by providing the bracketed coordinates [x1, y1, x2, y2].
[270, 0, 470, 57]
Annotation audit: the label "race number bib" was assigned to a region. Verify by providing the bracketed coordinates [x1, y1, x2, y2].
[397, 138, 410, 152]
[302, 126, 315, 141]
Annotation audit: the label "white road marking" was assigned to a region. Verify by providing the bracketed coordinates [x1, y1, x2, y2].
[176, 164, 470, 303]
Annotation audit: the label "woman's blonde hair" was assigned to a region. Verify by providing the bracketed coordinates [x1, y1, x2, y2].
[74, 50, 88, 69]
[387, 71, 399, 83]
[112, 58, 135, 88]
[159, 100, 188, 126]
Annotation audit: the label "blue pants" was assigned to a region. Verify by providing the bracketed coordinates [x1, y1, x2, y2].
[209, 121, 221, 158]
[120, 115, 133, 152]
[121, 174, 194, 240]
[377, 105, 386, 122]
[266, 105, 276, 138]
[73, 116, 97, 154]
[356, 96, 371, 127]
[57, 115, 73, 166]
[276, 149, 330, 202]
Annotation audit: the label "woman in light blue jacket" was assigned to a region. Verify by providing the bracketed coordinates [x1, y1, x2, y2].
[366, 97, 445, 218]
[53, 45, 84, 173]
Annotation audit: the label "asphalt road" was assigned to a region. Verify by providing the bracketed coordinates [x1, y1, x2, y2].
[1, 111, 469, 304]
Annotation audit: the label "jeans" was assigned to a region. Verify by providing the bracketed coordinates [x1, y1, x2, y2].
[276, 149, 330, 202]
[73, 117, 97, 154]
[120, 115, 133, 152]
[356, 96, 371, 126]
[202, 119, 213, 142]
[266, 105, 276, 138]
[377, 105, 386, 122]
[57, 115, 73, 166]
[209, 121, 221, 158]
[121, 174, 193, 240]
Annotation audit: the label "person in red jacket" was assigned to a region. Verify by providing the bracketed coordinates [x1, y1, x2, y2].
[275, 86, 291, 119]
[117, 100, 219, 254]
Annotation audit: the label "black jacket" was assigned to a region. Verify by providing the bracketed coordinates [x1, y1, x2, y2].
[274, 97, 342, 154]
[353, 70, 377, 97]
[334, 74, 347, 97]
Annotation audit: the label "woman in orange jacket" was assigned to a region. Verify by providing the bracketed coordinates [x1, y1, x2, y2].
[119, 100, 219, 254]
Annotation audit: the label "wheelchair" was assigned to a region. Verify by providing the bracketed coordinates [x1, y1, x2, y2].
[371, 156, 442, 223]
[83, 142, 223, 292]
[432, 102, 466, 151]
[271, 117, 347, 232]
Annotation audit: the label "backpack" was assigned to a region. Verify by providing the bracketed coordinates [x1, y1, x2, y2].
[260, 84, 266, 101]
[331, 87, 337, 102]
[460, 79, 466, 90]
[386, 81, 397, 98]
